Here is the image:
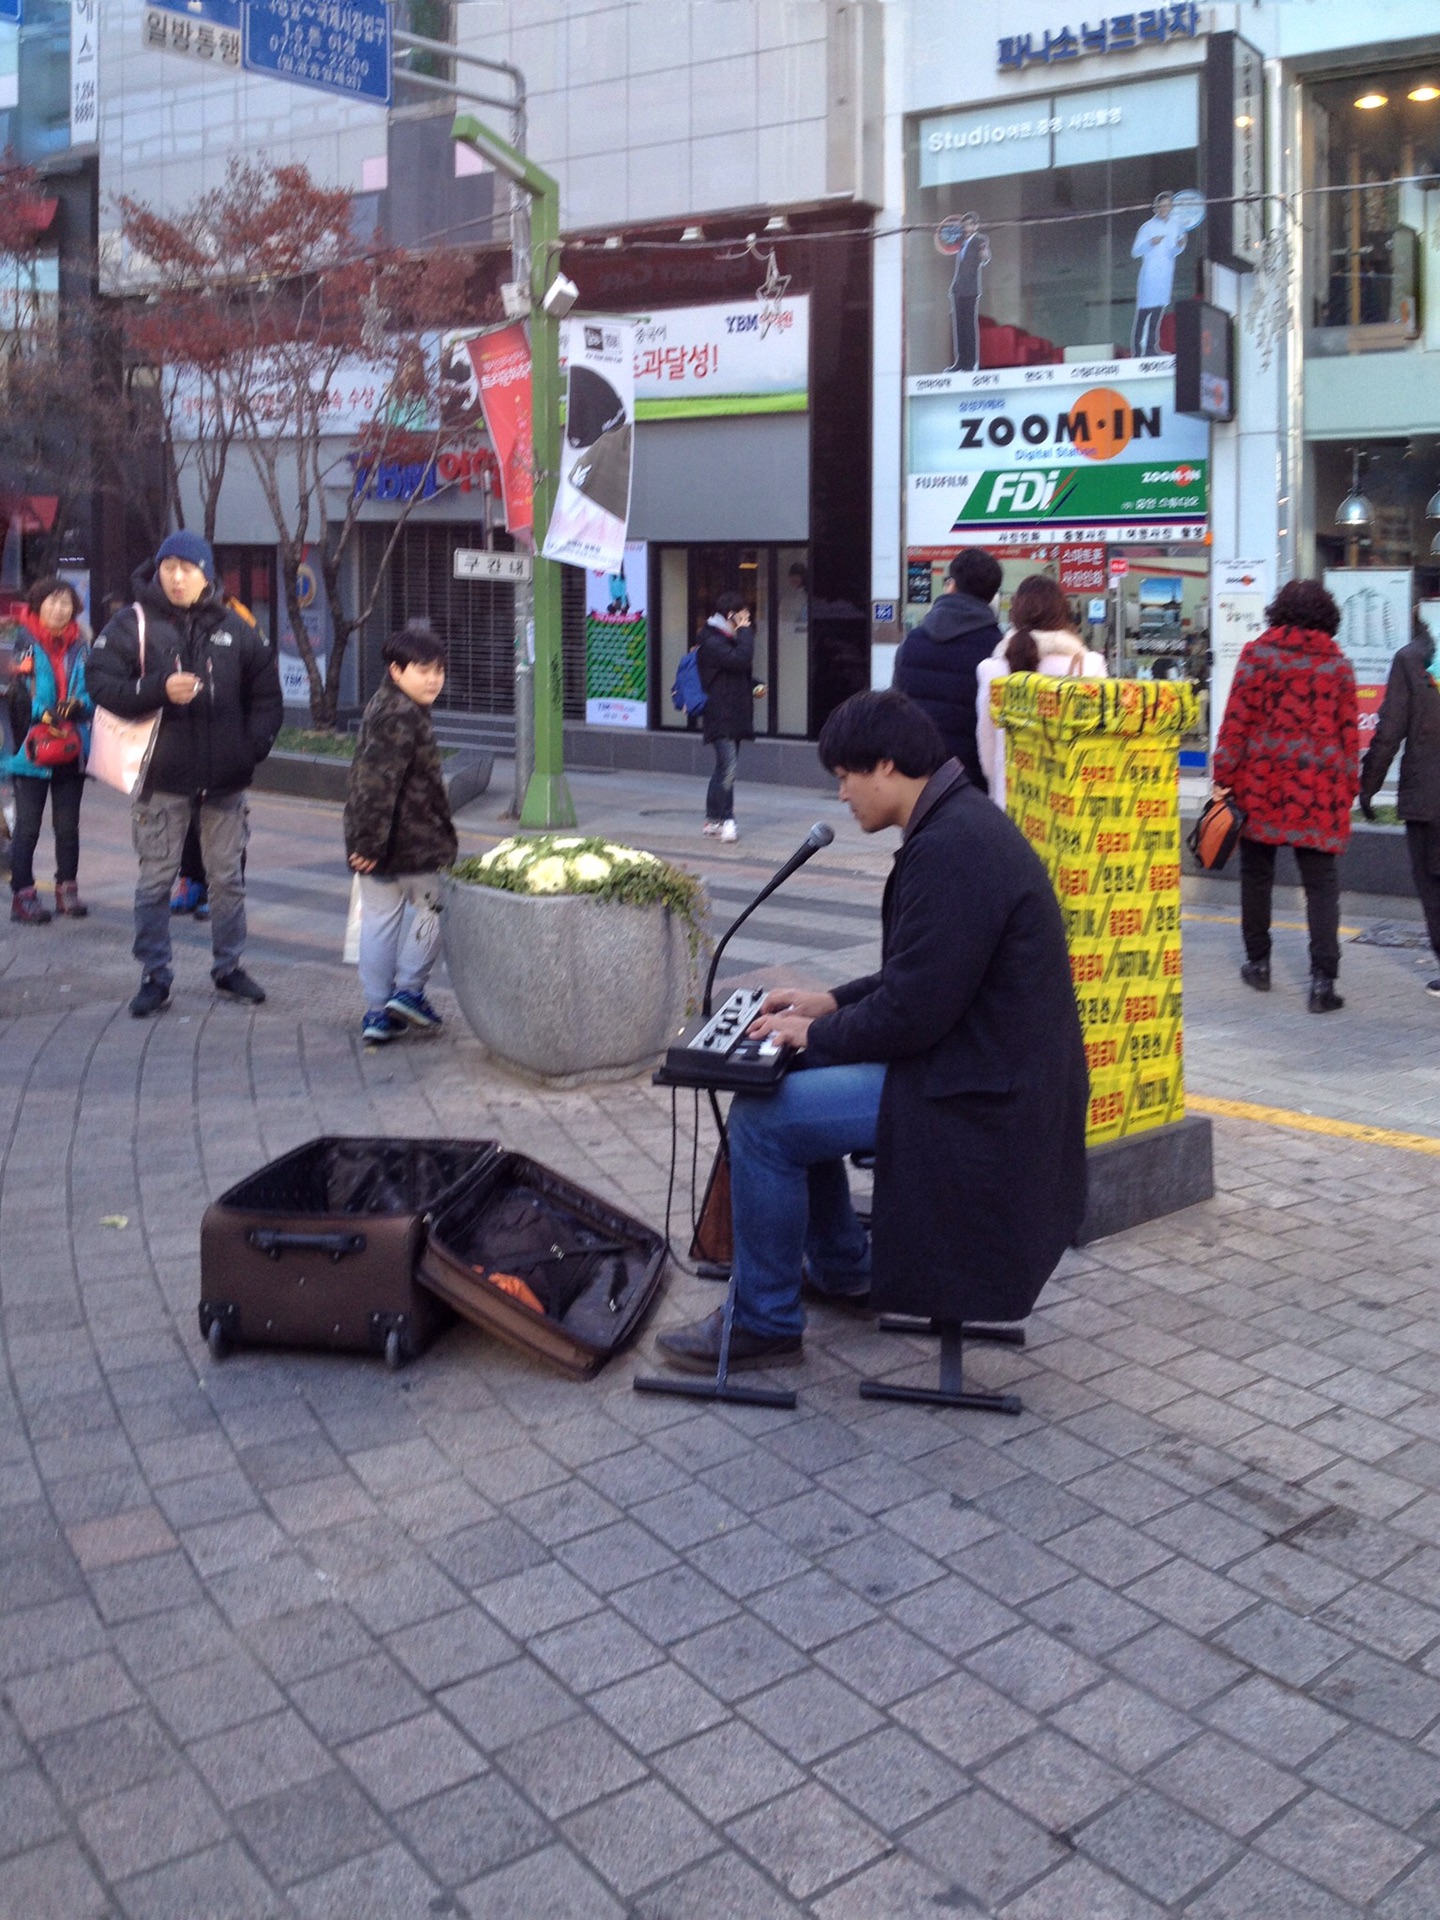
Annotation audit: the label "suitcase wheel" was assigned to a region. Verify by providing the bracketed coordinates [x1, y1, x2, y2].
[384, 1327, 404, 1371]
[199, 1301, 237, 1360]
[207, 1317, 228, 1361]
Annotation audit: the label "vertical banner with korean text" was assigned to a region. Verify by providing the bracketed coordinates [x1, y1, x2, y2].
[585, 541, 648, 728]
[466, 325, 533, 538]
[542, 318, 635, 573]
[1208, 558, 1272, 754]
[70, 0, 99, 144]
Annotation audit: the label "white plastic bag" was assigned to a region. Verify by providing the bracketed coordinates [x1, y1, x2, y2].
[343, 872, 363, 965]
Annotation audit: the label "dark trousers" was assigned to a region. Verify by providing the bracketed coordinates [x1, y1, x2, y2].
[10, 766, 84, 893]
[1239, 837, 1341, 979]
[706, 738, 740, 823]
[949, 292, 980, 372]
[1405, 822, 1440, 965]
[179, 812, 206, 886]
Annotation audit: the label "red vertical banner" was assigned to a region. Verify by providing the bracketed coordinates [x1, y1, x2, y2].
[466, 326, 534, 538]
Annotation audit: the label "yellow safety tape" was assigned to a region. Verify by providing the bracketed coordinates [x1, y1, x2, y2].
[1187, 1094, 1440, 1157]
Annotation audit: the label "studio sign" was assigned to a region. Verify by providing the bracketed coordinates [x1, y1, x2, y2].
[955, 389, 1164, 458]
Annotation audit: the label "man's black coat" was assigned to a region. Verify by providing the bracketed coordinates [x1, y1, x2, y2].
[806, 764, 1088, 1321]
[696, 616, 756, 745]
[1360, 635, 1440, 822]
[88, 565, 283, 799]
[892, 590, 1003, 790]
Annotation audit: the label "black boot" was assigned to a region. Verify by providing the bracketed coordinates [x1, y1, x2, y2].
[1308, 971, 1344, 1013]
[1240, 959, 1270, 991]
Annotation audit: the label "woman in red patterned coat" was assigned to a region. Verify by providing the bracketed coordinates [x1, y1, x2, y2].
[1213, 579, 1359, 1013]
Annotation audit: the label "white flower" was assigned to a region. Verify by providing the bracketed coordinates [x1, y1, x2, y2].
[568, 853, 611, 884]
[525, 856, 567, 893]
[499, 844, 530, 871]
[551, 837, 584, 850]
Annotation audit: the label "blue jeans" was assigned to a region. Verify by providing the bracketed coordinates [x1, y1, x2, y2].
[728, 1062, 885, 1338]
[705, 738, 740, 823]
[132, 790, 248, 986]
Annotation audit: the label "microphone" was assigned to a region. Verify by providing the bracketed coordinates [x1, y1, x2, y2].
[702, 822, 836, 1015]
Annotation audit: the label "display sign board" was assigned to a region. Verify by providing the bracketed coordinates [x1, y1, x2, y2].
[0, 0, 22, 22]
[1325, 569, 1413, 744]
[69, 0, 98, 146]
[919, 73, 1198, 187]
[1209, 557, 1272, 753]
[243, 0, 390, 105]
[561, 297, 809, 421]
[585, 541, 648, 729]
[142, 0, 241, 67]
[544, 317, 635, 573]
[998, 3, 1200, 70]
[454, 549, 531, 584]
[1174, 300, 1235, 423]
[1204, 32, 1265, 272]
[906, 361, 1209, 547]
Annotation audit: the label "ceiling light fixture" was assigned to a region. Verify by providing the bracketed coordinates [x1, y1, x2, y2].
[680, 225, 705, 242]
[1426, 484, 1440, 519]
[1354, 91, 1389, 110]
[763, 214, 790, 234]
[1409, 85, 1440, 102]
[1336, 450, 1374, 531]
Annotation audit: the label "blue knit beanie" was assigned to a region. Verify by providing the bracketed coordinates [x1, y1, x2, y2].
[156, 530, 217, 583]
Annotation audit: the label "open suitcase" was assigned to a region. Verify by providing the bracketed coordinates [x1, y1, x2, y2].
[419, 1149, 667, 1380]
[199, 1137, 496, 1368]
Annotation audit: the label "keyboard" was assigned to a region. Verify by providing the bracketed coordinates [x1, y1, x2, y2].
[657, 987, 794, 1093]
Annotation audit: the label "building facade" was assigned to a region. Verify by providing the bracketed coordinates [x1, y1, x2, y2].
[873, 0, 1440, 766]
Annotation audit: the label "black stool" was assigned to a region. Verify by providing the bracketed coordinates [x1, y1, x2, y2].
[859, 1316, 1025, 1415]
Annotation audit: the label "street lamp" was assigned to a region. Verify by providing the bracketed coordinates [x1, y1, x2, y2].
[452, 112, 576, 830]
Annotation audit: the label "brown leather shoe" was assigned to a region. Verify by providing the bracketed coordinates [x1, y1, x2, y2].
[10, 887, 51, 925]
[54, 881, 87, 918]
[655, 1309, 802, 1373]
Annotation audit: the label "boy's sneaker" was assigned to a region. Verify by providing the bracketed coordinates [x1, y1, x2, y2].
[719, 819, 739, 843]
[361, 1007, 404, 1044]
[386, 989, 443, 1031]
[170, 877, 204, 915]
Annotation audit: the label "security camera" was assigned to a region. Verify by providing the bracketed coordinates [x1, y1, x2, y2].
[500, 281, 531, 319]
[541, 274, 579, 319]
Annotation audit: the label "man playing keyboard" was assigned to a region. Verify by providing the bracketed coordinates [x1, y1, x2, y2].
[656, 688, 1087, 1374]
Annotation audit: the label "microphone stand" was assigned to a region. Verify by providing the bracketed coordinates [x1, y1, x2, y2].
[635, 824, 835, 1413]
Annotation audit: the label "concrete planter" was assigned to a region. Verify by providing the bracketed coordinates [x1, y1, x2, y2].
[442, 879, 693, 1087]
[253, 747, 493, 810]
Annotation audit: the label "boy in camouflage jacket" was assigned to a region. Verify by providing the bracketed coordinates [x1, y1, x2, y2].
[343, 622, 458, 1043]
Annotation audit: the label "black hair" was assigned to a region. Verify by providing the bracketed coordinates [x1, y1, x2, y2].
[947, 549, 1002, 602]
[714, 590, 747, 618]
[1266, 578, 1341, 636]
[25, 576, 82, 621]
[382, 619, 447, 670]
[1005, 573, 1075, 672]
[818, 689, 946, 779]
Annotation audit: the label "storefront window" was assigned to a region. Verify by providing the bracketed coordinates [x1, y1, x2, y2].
[655, 545, 811, 737]
[1313, 439, 1440, 594]
[1306, 67, 1440, 346]
[906, 73, 1202, 374]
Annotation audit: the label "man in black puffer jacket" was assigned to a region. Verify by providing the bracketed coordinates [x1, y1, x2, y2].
[89, 531, 283, 1018]
[892, 548, 1003, 792]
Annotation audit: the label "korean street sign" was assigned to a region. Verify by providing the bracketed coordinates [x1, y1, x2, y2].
[242, 0, 391, 106]
[454, 549, 533, 584]
[142, 2, 241, 68]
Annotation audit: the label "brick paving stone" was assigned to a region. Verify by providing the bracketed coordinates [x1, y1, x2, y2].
[0, 1837, 114, 1919]
[394, 1774, 549, 1886]
[652, 1719, 807, 1824]
[563, 1778, 716, 1896]
[77, 1766, 230, 1882]
[458, 1841, 624, 1919]
[979, 1726, 1128, 1833]
[495, 1713, 645, 1819]
[288, 1842, 440, 1920]
[996, 1855, 1168, 1919]
[440, 1657, 576, 1749]
[113, 1839, 287, 1920]
[233, 1769, 391, 1886]
[338, 1708, 485, 1810]
[906, 1786, 1071, 1910]
[1186, 1852, 1365, 1918]
[728, 1781, 887, 1902]
[1259, 1788, 1423, 1903]
[1201, 1673, 1347, 1767]
[1077, 1786, 1238, 1904]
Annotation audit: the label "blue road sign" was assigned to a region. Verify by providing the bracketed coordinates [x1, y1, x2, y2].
[0, 0, 21, 24]
[243, 0, 391, 106]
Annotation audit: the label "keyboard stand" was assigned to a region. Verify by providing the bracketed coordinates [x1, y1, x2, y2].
[633, 1267, 798, 1410]
[859, 1318, 1024, 1415]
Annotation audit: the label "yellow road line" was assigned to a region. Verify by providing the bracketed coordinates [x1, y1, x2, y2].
[1188, 1094, 1440, 1157]
[1183, 912, 1364, 936]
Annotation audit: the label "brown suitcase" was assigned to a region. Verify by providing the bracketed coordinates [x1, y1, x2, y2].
[199, 1137, 498, 1368]
[418, 1150, 668, 1380]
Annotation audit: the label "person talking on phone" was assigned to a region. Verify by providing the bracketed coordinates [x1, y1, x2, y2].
[88, 531, 283, 1019]
[696, 590, 756, 844]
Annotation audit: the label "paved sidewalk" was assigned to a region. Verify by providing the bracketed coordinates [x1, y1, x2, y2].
[3, 773, 1440, 1917]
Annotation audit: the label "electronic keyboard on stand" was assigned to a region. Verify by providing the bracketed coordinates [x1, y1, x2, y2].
[656, 987, 795, 1093]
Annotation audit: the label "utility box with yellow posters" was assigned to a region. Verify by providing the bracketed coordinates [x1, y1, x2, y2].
[991, 674, 1214, 1237]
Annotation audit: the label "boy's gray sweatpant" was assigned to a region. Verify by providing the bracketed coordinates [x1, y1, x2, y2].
[358, 871, 444, 1010]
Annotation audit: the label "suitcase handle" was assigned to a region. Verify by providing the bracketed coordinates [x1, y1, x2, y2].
[247, 1229, 367, 1261]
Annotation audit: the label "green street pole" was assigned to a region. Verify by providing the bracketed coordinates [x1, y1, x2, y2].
[452, 113, 576, 830]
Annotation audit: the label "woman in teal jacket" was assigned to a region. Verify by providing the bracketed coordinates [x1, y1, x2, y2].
[6, 576, 93, 924]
